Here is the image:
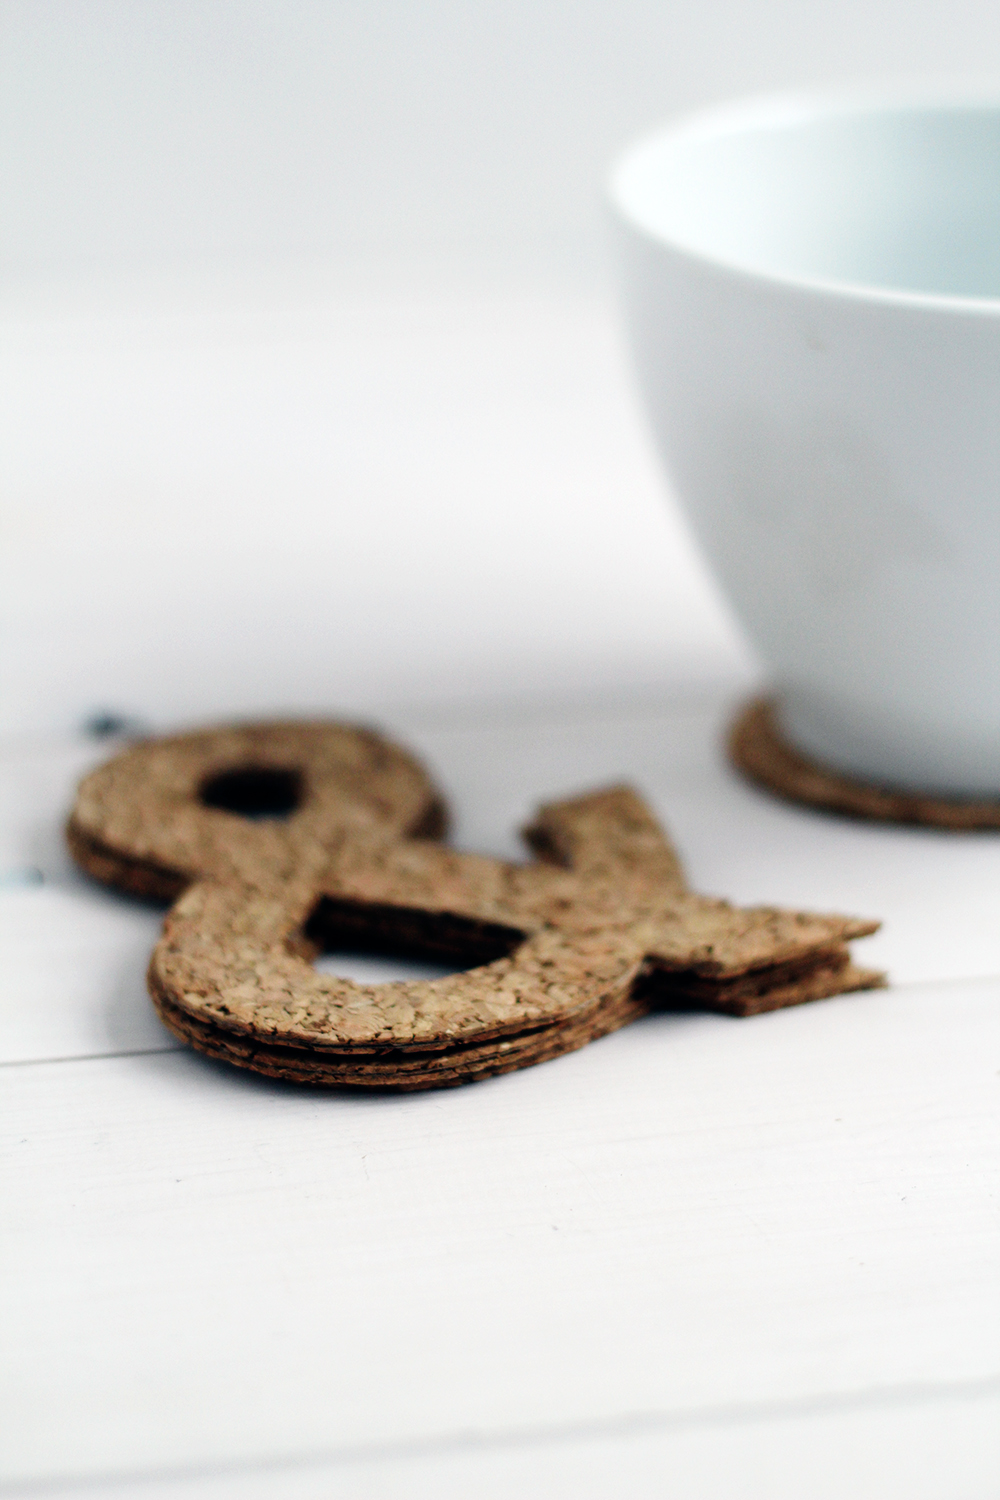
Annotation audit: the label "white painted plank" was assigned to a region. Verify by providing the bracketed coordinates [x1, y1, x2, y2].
[4, 978, 998, 1486]
[0, 735, 108, 884]
[0, 291, 747, 740]
[0, 884, 174, 1060]
[0, 736, 178, 1061]
[11, 1387, 1000, 1500]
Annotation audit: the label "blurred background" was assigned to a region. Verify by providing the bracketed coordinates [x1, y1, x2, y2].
[4, 0, 1000, 738]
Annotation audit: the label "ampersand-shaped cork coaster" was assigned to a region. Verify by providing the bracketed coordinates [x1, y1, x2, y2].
[68, 720, 884, 1090]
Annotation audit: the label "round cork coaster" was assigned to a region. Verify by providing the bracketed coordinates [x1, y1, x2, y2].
[729, 698, 1000, 831]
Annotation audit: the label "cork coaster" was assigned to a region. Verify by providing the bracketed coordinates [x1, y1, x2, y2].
[730, 698, 1000, 831]
[68, 719, 884, 1091]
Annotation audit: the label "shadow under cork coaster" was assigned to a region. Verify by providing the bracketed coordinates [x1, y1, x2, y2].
[729, 698, 1000, 832]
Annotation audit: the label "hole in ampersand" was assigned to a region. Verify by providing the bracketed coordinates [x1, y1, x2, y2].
[303, 895, 524, 984]
[200, 766, 302, 821]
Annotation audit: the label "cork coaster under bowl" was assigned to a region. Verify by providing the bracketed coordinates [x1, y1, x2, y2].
[729, 698, 1000, 831]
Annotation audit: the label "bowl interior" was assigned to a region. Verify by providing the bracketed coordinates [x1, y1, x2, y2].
[613, 99, 1000, 299]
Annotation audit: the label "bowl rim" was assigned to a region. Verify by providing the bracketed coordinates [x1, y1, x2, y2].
[608, 81, 1000, 315]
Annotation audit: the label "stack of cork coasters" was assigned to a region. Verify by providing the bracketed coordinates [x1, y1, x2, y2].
[68, 720, 884, 1091]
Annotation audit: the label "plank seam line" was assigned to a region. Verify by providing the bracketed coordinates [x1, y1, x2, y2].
[6, 1371, 1000, 1496]
[0, 1047, 181, 1069]
[2, 970, 999, 1070]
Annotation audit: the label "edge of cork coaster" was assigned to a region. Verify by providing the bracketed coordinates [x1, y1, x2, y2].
[149, 972, 651, 1091]
[729, 697, 1000, 831]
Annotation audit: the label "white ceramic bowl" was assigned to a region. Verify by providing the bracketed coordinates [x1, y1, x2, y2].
[610, 88, 1000, 798]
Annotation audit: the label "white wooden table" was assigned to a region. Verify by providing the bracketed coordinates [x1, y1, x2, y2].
[4, 692, 999, 1499]
[2, 279, 998, 1497]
